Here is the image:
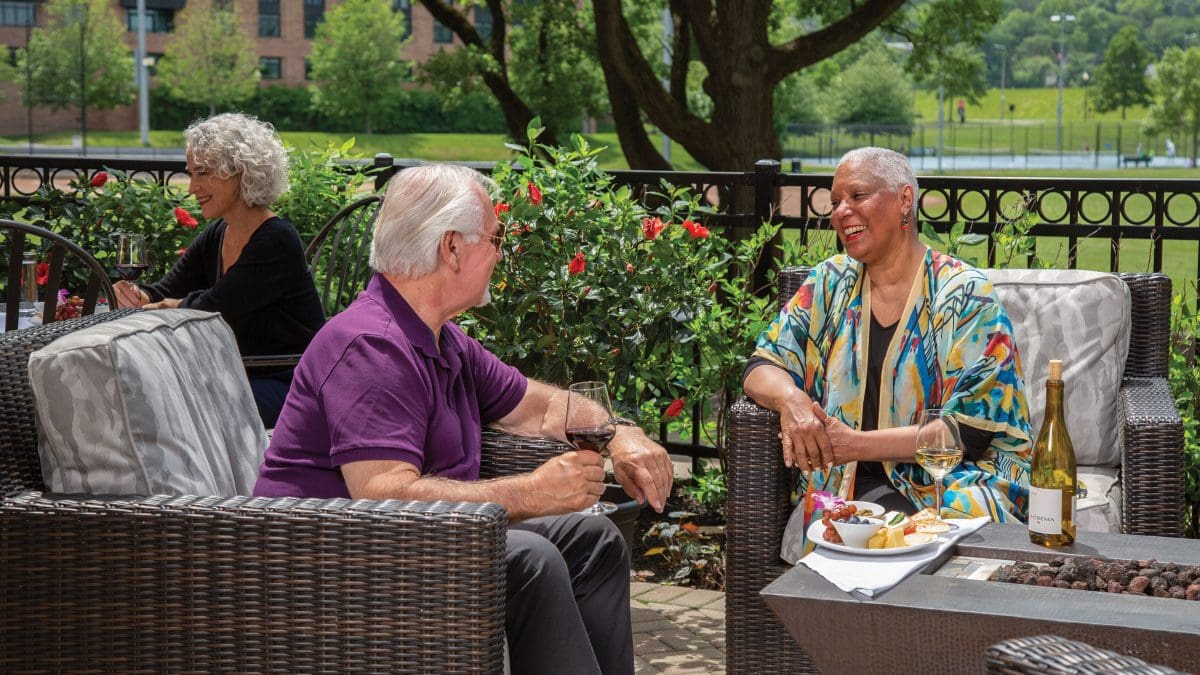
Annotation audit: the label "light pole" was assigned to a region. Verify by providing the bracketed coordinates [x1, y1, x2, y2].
[994, 44, 1007, 121]
[1050, 13, 1075, 166]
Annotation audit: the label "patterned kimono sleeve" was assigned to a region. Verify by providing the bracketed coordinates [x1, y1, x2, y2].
[937, 270, 1033, 478]
[753, 276, 819, 393]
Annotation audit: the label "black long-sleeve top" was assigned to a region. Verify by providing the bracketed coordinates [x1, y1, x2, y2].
[140, 216, 325, 358]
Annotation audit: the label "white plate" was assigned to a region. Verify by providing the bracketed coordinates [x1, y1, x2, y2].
[806, 520, 941, 556]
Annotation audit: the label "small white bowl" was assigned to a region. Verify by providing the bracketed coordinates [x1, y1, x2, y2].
[831, 517, 884, 549]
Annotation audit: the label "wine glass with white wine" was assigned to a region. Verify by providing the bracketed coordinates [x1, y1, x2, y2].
[915, 409, 964, 529]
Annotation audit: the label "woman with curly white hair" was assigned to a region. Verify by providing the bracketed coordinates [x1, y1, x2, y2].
[114, 112, 325, 427]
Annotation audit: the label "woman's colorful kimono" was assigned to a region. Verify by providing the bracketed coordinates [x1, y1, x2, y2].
[754, 249, 1033, 563]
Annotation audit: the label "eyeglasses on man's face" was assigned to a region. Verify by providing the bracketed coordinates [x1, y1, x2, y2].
[481, 229, 506, 252]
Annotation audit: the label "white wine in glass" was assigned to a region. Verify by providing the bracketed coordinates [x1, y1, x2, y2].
[915, 409, 964, 527]
[565, 381, 617, 516]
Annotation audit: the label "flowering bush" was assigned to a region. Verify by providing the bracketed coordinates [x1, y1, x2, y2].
[12, 169, 200, 294]
[460, 121, 780, 454]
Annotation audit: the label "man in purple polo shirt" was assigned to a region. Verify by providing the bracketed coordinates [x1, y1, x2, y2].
[254, 163, 673, 675]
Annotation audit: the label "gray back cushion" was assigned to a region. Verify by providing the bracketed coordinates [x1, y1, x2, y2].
[986, 269, 1130, 467]
[29, 309, 267, 496]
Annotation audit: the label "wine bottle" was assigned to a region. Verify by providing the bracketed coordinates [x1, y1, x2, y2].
[1028, 359, 1077, 547]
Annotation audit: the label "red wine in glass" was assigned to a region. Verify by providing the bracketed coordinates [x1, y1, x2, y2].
[114, 263, 149, 281]
[565, 426, 615, 453]
[116, 233, 148, 283]
[566, 381, 618, 516]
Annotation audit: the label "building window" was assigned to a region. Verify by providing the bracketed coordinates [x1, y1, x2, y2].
[474, 6, 492, 42]
[304, 58, 313, 80]
[260, 56, 282, 80]
[433, 19, 453, 43]
[0, 1, 34, 27]
[127, 8, 174, 33]
[304, 0, 324, 39]
[259, 0, 280, 37]
[393, 0, 411, 40]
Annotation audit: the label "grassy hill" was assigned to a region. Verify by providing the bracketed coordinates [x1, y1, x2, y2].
[914, 86, 1150, 124]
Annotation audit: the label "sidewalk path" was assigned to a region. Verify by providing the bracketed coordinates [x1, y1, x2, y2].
[630, 582, 726, 674]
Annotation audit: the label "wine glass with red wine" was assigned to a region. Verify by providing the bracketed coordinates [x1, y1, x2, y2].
[565, 380, 618, 516]
[115, 233, 149, 282]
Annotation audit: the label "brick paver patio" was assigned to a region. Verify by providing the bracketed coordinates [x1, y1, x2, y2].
[630, 582, 726, 674]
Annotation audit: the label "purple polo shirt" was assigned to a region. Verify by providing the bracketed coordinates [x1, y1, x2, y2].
[253, 273, 528, 498]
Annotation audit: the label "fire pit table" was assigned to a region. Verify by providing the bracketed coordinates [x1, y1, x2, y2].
[761, 523, 1200, 672]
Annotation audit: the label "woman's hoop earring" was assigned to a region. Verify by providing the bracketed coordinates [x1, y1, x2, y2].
[901, 214, 910, 231]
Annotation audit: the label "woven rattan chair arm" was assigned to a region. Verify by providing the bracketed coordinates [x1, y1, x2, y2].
[986, 634, 1185, 674]
[479, 428, 571, 479]
[0, 491, 507, 673]
[1119, 273, 1172, 380]
[1118, 377, 1185, 537]
[725, 396, 816, 673]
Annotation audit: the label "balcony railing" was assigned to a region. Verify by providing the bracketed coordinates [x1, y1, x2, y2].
[3, 153, 1198, 464]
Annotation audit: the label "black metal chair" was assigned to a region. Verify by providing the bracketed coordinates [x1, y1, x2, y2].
[1, 218, 115, 332]
[243, 194, 382, 371]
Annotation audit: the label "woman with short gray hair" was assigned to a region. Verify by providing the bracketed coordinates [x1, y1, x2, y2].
[113, 112, 324, 428]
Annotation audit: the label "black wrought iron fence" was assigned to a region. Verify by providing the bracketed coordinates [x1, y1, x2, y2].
[2, 153, 1198, 464]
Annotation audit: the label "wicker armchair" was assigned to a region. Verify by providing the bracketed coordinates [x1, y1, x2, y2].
[0, 310, 562, 673]
[726, 267, 1185, 674]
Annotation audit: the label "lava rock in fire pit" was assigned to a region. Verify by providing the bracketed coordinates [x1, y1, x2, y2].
[989, 556, 1200, 601]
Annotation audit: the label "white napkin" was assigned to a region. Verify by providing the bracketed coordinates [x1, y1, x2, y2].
[799, 516, 990, 598]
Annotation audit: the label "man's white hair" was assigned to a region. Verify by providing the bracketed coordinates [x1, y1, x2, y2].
[837, 147, 919, 222]
[370, 164, 497, 278]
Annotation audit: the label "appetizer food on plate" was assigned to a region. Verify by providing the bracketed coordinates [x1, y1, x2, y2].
[912, 507, 952, 534]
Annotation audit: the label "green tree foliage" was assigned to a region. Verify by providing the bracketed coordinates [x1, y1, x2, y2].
[155, 0, 260, 117]
[1145, 46, 1200, 167]
[18, 0, 134, 114]
[824, 47, 915, 134]
[1094, 25, 1152, 120]
[309, 0, 410, 134]
[418, 0, 606, 145]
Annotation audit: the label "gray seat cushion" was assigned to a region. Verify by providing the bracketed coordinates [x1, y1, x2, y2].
[29, 309, 267, 497]
[986, 269, 1130, 467]
[987, 269, 1131, 534]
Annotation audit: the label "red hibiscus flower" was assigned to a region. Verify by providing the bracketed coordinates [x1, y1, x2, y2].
[528, 183, 542, 205]
[89, 171, 108, 188]
[707, 282, 718, 294]
[567, 251, 586, 275]
[494, 202, 510, 217]
[642, 216, 665, 240]
[665, 398, 685, 417]
[174, 206, 198, 228]
[682, 219, 710, 238]
[177, 247, 187, 256]
[625, 262, 635, 273]
[36, 262, 49, 286]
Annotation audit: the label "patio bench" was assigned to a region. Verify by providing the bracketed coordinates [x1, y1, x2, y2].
[1121, 153, 1152, 167]
[0, 308, 566, 673]
[725, 266, 1184, 674]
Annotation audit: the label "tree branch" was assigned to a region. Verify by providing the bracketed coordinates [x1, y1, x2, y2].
[768, 0, 907, 84]
[592, 0, 713, 164]
[418, 0, 556, 146]
[667, 0, 689, 107]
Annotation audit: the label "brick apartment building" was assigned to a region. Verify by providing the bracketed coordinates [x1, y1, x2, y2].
[0, 0, 478, 136]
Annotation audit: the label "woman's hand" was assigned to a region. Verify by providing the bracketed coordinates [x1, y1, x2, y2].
[113, 280, 148, 308]
[779, 395, 833, 474]
[812, 403, 859, 466]
[143, 297, 181, 310]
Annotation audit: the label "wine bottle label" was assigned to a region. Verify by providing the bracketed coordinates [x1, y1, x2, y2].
[1028, 486, 1063, 534]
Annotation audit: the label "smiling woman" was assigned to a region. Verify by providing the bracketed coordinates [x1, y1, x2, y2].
[742, 147, 1035, 564]
[112, 113, 326, 428]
